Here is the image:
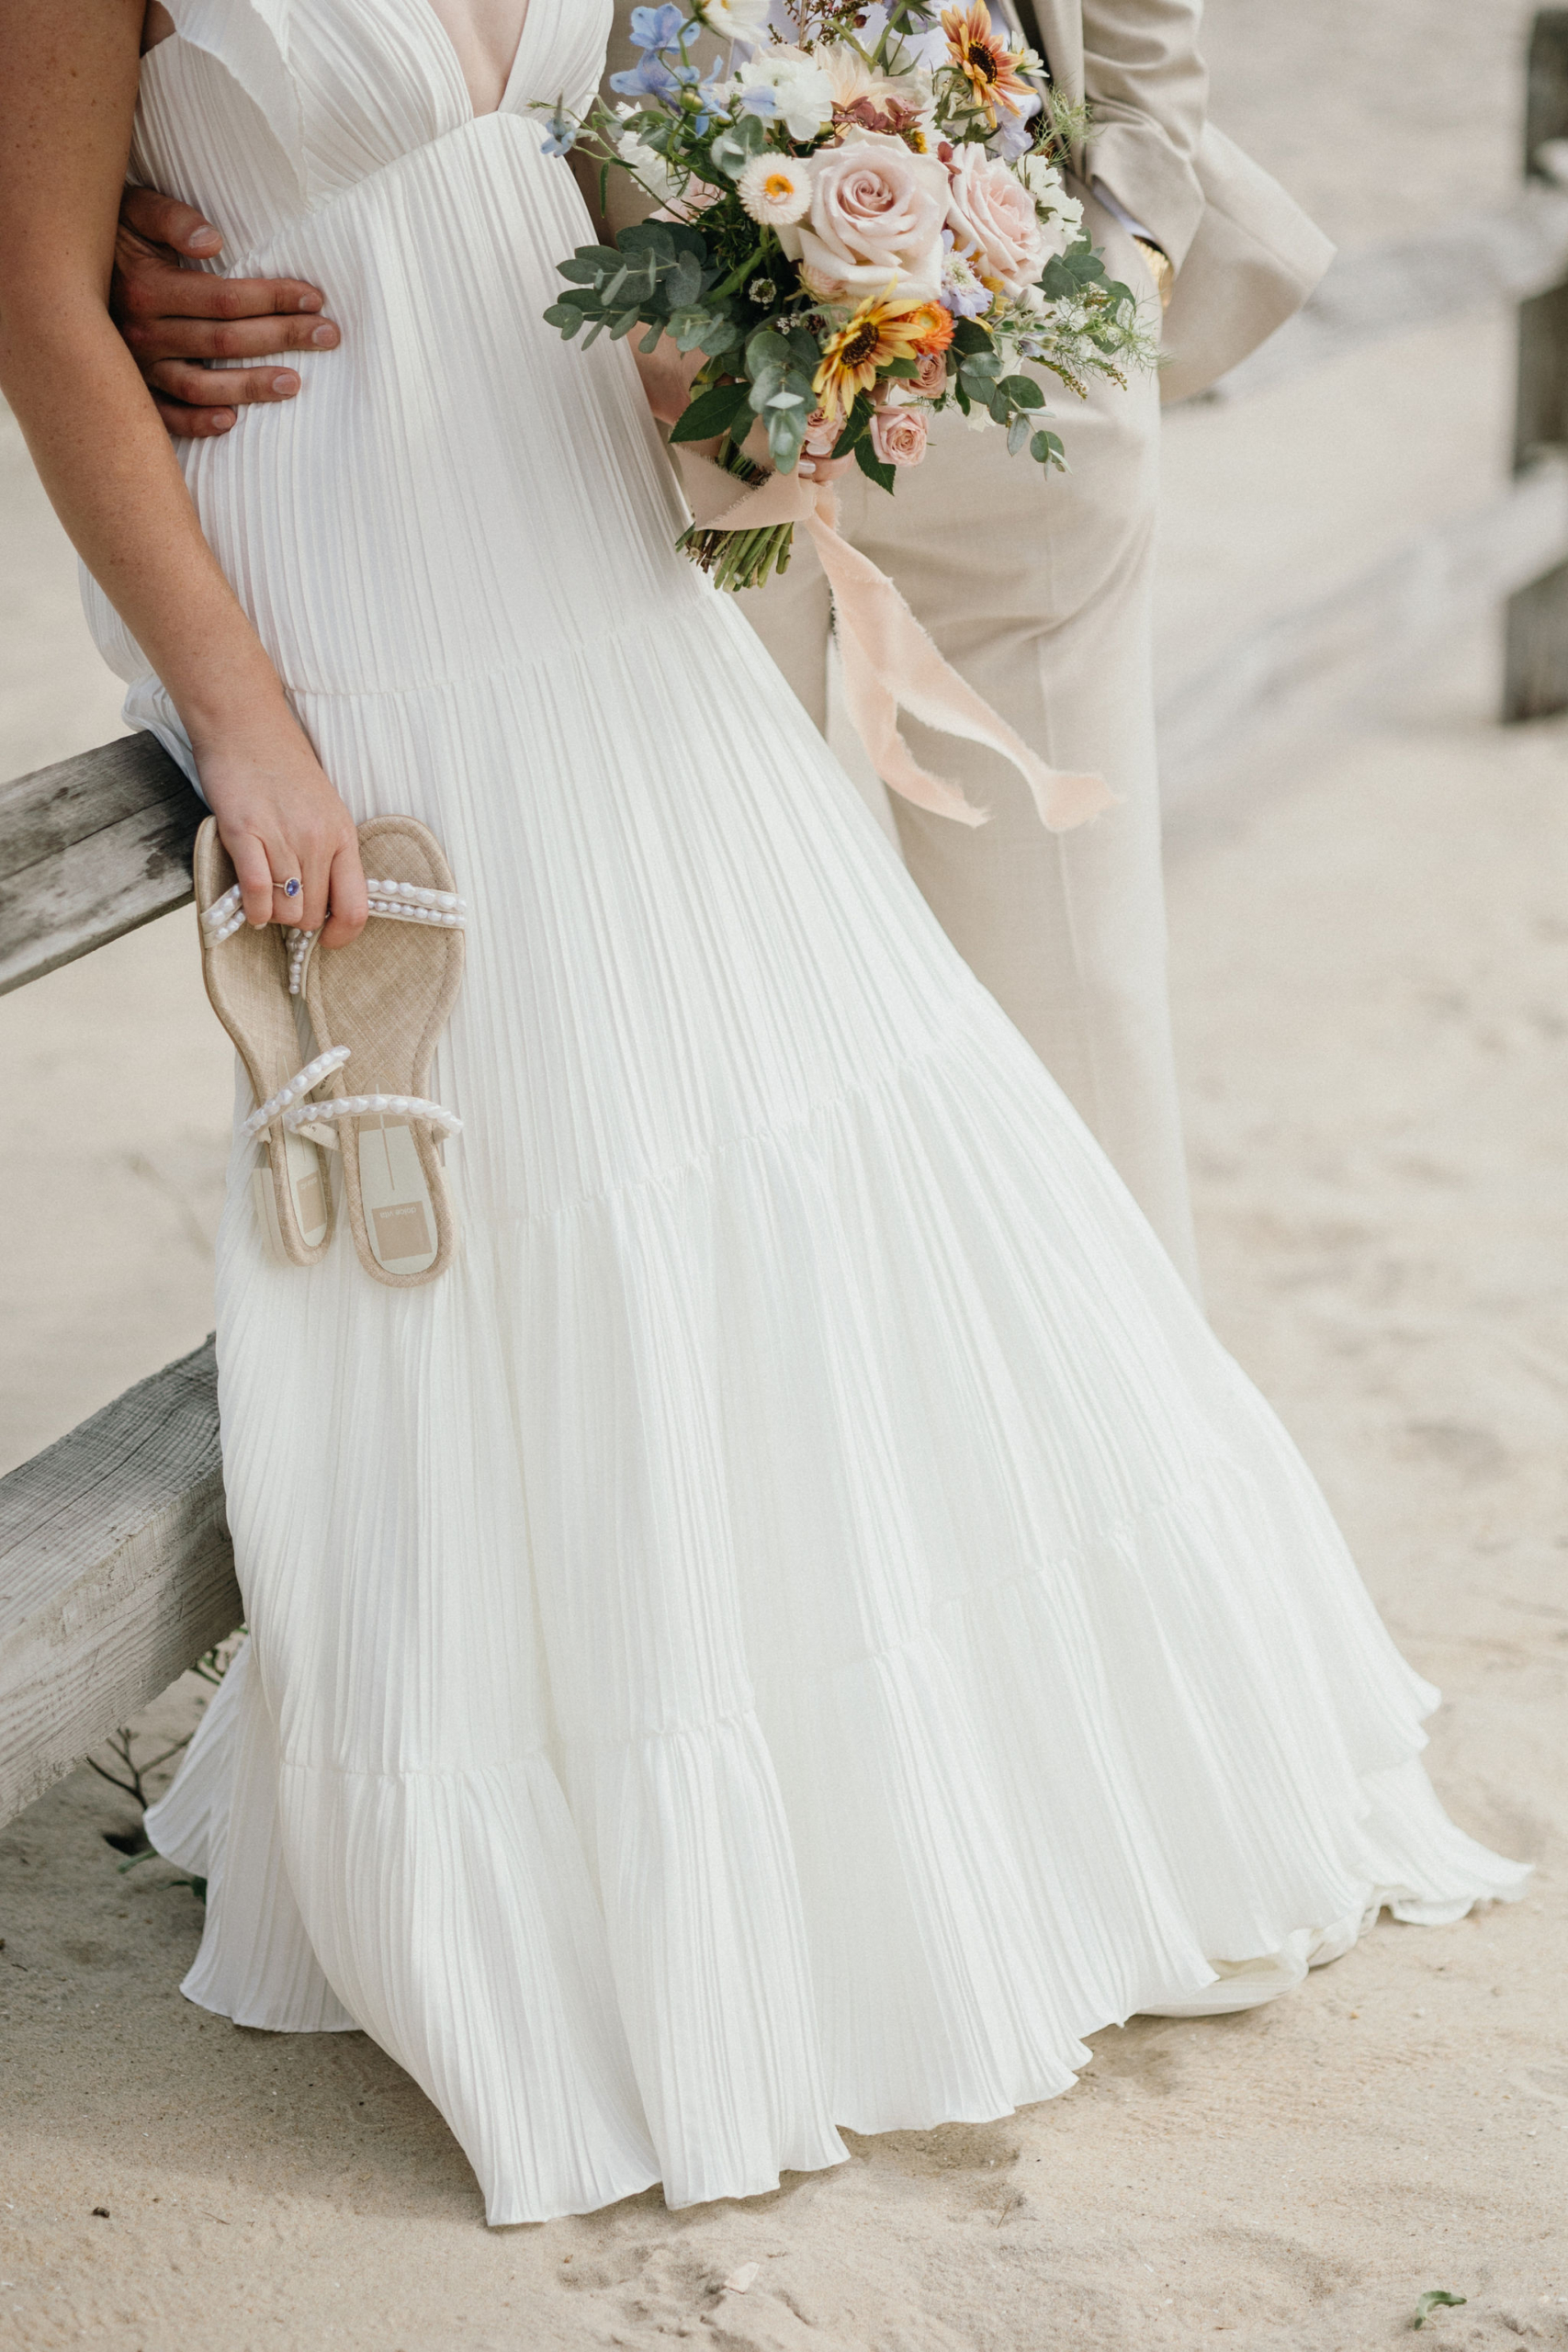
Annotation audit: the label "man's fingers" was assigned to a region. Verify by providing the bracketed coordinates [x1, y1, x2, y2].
[119, 184, 223, 259]
[146, 358, 302, 406]
[123, 309, 339, 362]
[116, 263, 328, 323]
[152, 395, 237, 438]
[228, 834, 276, 930]
[320, 840, 369, 952]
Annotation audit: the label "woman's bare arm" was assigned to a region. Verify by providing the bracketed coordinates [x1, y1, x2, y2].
[0, 0, 364, 942]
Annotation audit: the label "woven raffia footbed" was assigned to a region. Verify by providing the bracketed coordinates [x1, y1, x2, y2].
[304, 816, 465, 1288]
[194, 818, 333, 1265]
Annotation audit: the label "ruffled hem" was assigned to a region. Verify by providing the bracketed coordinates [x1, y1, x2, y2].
[149, 1459, 1528, 2224]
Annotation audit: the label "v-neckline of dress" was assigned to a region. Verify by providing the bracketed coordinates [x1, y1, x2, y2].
[415, 0, 539, 123]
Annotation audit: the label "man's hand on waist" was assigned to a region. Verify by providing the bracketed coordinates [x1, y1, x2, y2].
[114, 187, 341, 439]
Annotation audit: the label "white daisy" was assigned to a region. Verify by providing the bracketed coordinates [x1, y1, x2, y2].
[736, 153, 813, 228]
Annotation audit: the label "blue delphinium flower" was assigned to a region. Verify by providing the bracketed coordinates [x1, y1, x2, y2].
[609, 51, 683, 99]
[688, 58, 729, 136]
[628, 3, 687, 49]
[540, 104, 577, 157]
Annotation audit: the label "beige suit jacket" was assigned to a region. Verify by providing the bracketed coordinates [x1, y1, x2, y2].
[601, 4, 1333, 402]
[1004, 0, 1334, 398]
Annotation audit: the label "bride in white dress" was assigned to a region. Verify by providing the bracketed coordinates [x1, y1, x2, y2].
[1, 0, 1525, 2225]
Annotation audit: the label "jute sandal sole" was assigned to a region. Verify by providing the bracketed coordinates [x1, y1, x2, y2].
[194, 817, 335, 1266]
[301, 816, 466, 1287]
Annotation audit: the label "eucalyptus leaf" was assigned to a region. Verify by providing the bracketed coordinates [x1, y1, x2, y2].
[767, 411, 807, 469]
[619, 221, 674, 257]
[998, 374, 1045, 408]
[667, 308, 721, 352]
[746, 328, 796, 376]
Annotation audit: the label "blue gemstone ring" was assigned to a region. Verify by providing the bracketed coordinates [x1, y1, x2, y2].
[281, 877, 301, 899]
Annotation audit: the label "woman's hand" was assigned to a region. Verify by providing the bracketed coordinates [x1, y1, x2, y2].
[633, 338, 855, 484]
[632, 333, 705, 427]
[196, 710, 368, 948]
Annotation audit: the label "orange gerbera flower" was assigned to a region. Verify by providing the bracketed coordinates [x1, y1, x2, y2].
[813, 290, 931, 423]
[909, 302, 955, 355]
[940, 3, 1032, 126]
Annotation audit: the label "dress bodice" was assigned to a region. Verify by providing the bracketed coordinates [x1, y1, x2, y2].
[136, 0, 609, 258]
[90, 0, 690, 739]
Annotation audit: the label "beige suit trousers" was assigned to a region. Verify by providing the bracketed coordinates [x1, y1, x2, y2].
[740, 207, 1201, 1293]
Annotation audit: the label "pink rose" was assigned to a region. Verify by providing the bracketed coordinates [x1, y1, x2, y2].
[943, 150, 1045, 297]
[909, 347, 949, 399]
[870, 404, 929, 467]
[784, 130, 948, 302]
[801, 407, 840, 456]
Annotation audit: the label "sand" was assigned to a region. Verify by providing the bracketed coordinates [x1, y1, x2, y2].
[3, 4, 1566, 2343]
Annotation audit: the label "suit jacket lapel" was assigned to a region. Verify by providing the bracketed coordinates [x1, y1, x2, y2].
[998, 0, 1084, 107]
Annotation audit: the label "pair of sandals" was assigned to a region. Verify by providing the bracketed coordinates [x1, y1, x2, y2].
[196, 814, 466, 1288]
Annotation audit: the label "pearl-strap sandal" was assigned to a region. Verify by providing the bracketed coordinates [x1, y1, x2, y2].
[194, 818, 336, 1267]
[301, 815, 467, 1287]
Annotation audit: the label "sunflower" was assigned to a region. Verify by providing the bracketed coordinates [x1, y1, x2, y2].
[940, 3, 1033, 126]
[812, 290, 931, 424]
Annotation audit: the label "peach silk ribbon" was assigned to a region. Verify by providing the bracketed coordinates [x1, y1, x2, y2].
[673, 446, 1114, 832]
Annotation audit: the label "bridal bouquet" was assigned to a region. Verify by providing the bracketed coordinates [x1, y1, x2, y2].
[536, 0, 1155, 590]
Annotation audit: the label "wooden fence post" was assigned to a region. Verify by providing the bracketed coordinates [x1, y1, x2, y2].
[1505, 10, 1568, 718]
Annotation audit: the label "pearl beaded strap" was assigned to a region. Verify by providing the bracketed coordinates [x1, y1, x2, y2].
[240, 1046, 352, 1141]
[208, 879, 465, 997]
[200, 883, 246, 945]
[364, 877, 466, 918]
[281, 888, 467, 994]
[280, 1091, 464, 1138]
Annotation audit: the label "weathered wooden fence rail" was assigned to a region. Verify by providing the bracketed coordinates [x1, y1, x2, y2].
[4, 25, 1568, 1830]
[1, 732, 201, 997]
[0, 1343, 237, 1827]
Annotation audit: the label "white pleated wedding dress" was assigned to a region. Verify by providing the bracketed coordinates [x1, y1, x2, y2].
[102, 0, 1526, 2225]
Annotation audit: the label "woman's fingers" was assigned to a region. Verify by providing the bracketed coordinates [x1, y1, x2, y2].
[320, 836, 369, 951]
[220, 826, 362, 940]
[227, 831, 277, 930]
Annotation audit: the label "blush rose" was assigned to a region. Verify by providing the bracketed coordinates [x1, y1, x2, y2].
[782, 129, 949, 302]
[869, 404, 930, 467]
[943, 148, 1046, 297]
